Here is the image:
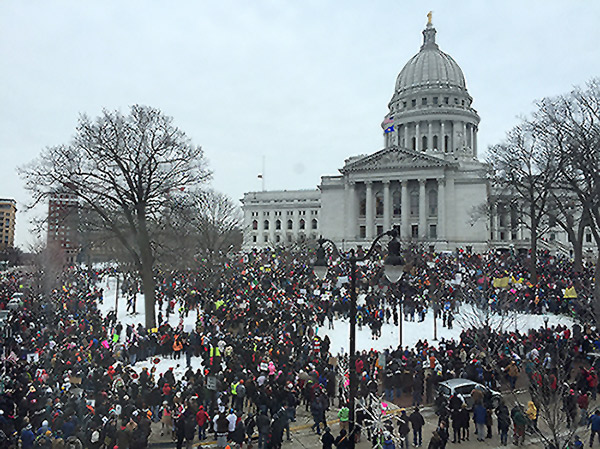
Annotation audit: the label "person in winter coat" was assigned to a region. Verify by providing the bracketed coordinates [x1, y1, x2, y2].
[20, 423, 36, 449]
[311, 393, 326, 435]
[450, 407, 462, 444]
[196, 405, 210, 440]
[409, 405, 425, 447]
[322, 427, 335, 449]
[427, 430, 442, 449]
[458, 404, 470, 442]
[511, 404, 527, 446]
[397, 410, 410, 448]
[525, 401, 537, 433]
[495, 401, 511, 446]
[256, 411, 270, 449]
[382, 431, 395, 449]
[338, 405, 349, 432]
[589, 409, 600, 447]
[232, 419, 246, 449]
[184, 414, 197, 449]
[334, 429, 352, 449]
[175, 415, 186, 449]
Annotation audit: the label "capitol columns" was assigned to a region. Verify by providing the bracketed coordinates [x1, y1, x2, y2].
[437, 178, 445, 240]
[401, 180, 409, 239]
[428, 123, 433, 150]
[345, 180, 357, 239]
[419, 179, 427, 238]
[365, 181, 374, 240]
[383, 180, 391, 231]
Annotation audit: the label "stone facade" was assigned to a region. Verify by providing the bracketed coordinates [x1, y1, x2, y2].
[241, 20, 596, 259]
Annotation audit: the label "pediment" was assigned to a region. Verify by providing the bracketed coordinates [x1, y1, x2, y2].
[341, 146, 455, 173]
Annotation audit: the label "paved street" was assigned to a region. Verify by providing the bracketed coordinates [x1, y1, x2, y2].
[147, 389, 596, 448]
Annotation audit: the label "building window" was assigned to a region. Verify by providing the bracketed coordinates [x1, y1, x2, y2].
[264, 220, 270, 230]
[511, 232, 517, 240]
[287, 219, 293, 230]
[429, 224, 437, 238]
[433, 97, 438, 105]
[299, 219, 305, 230]
[311, 219, 318, 230]
[411, 225, 419, 238]
[411, 99, 416, 107]
[276, 235, 281, 243]
[392, 190, 401, 216]
[359, 192, 366, 216]
[428, 189, 438, 216]
[377, 225, 383, 236]
[375, 191, 384, 216]
[444, 97, 449, 104]
[422, 136, 427, 150]
[252, 220, 258, 230]
[359, 226, 366, 238]
[411, 137, 416, 150]
[433, 135, 438, 149]
[500, 231, 505, 241]
[422, 98, 427, 105]
[410, 190, 419, 216]
[587, 233, 593, 243]
[264, 235, 268, 243]
[275, 219, 281, 230]
[444, 135, 449, 152]
[252, 235, 257, 243]
[403, 101, 407, 108]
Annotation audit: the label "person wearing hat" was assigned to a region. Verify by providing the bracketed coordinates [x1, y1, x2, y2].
[337, 403, 349, 432]
[382, 431, 395, 449]
[321, 427, 335, 449]
[409, 406, 425, 447]
[427, 430, 442, 449]
[397, 409, 410, 448]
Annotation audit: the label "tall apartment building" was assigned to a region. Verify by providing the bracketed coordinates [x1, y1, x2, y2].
[0, 199, 16, 250]
[47, 192, 79, 263]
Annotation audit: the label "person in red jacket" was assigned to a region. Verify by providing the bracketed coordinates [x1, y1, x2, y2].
[196, 405, 210, 440]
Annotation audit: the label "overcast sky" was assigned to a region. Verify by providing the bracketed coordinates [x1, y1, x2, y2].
[2, 1, 599, 248]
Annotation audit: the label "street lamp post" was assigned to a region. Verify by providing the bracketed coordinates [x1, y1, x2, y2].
[312, 226, 405, 440]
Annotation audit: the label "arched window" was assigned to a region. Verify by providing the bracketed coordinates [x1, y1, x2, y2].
[422, 136, 428, 151]
[411, 137, 416, 150]
[287, 219, 293, 230]
[433, 135, 438, 150]
[392, 190, 401, 216]
[444, 135, 450, 152]
[252, 220, 258, 230]
[375, 191, 384, 216]
[312, 219, 318, 230]
[429, 189, 438, 216]
[264, 220, 269, 230]
[275, 219, 281, 230]
[299, 219, 305, 230]
[410, 189, 419, 216]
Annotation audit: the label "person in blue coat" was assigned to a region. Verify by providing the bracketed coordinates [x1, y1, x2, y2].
[20, 423, 35, 449]
[590, 409, 600, 447]
[473, 402, 487, 442]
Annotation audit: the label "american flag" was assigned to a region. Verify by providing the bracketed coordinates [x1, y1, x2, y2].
[382, 116, 394, 125]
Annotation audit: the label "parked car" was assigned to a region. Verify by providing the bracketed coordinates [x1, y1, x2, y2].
[436, 378, 502, 409]
[7, 292, 24, 311]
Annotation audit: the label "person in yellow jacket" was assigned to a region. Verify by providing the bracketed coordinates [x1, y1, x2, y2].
[525, 401, 538, 431]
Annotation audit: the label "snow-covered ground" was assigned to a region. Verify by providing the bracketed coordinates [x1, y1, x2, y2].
[97, 275, 574, 375]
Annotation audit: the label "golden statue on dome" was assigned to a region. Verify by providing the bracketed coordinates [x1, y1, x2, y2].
[427, 11, 433, 25]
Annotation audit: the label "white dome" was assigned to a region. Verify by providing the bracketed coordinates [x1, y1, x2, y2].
[394, 24, 467, 95]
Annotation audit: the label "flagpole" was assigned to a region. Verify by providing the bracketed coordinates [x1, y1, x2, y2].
[262, 156, 265, 191]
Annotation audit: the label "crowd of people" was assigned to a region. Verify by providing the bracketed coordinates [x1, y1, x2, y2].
[0, 247, 597, 449]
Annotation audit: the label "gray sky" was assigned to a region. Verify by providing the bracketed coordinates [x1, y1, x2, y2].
[2, 1, 599, 248]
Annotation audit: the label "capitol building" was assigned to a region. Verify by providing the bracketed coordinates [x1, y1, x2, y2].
[241, 19, 590, 255]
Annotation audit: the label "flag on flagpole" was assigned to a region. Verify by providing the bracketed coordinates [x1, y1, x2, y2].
[384, 125, 394, 133]
[257, 174, 263, 179]
[383, 116, 394, 125]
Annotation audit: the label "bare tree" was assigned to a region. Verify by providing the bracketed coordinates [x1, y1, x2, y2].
[20, 105, 211, 328]
[488, 123, 557, 283]
[533, 80, 600, 326]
